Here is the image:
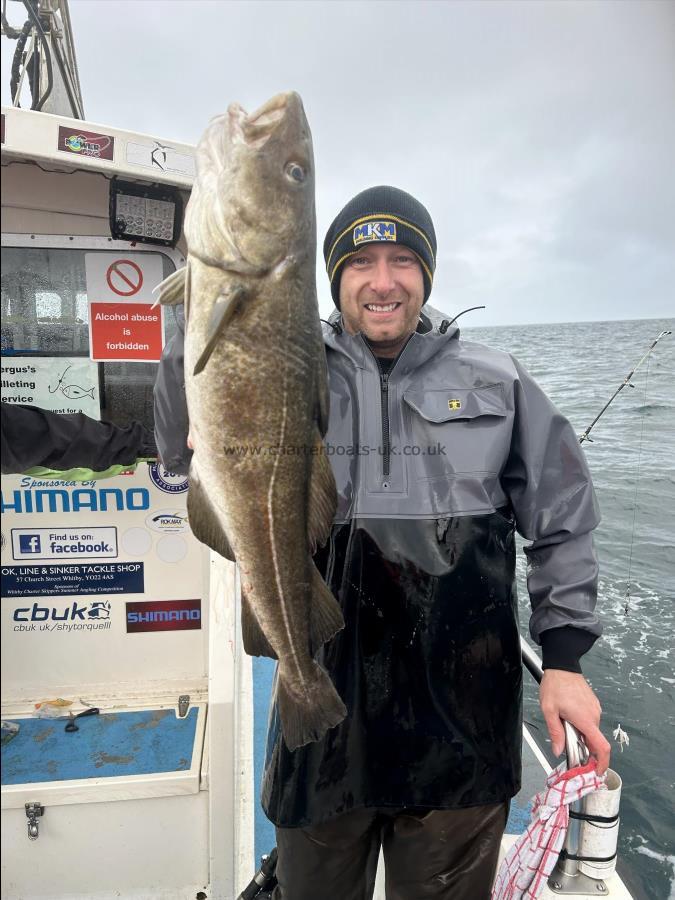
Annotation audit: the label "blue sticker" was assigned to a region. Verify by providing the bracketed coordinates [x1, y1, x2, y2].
[1, 562, 144, 598]
[148, 463, 189, 494]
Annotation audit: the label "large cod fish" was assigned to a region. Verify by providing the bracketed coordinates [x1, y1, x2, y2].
[158, 92, 346, 750]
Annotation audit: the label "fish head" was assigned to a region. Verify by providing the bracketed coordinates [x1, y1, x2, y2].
[186, 91, 316, 274]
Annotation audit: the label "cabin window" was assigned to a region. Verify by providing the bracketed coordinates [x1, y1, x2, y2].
[1, 245, 179, 431]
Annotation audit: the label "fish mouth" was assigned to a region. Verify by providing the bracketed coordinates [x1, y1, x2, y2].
[230, 92, 294, 148]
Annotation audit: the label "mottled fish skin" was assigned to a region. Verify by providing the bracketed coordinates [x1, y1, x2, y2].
[165, 92, 346, 751]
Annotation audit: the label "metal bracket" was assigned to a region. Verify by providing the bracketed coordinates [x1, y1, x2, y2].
[25, 803, 44, 841]
[178, 694, 190, 718]
[548, 866, 609, 895]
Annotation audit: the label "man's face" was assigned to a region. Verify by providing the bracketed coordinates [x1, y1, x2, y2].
[338, 243, 425, 358]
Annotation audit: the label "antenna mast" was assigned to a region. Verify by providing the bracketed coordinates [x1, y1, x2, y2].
[2, 0, 85, 119]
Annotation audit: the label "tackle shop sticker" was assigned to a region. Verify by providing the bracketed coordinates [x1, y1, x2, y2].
[145, 509, 189, 534]
[1, 562, 144, 599]
[58, 126, 115, 160]
[148, 464, 189, 495]
[126, 599, 201, 633]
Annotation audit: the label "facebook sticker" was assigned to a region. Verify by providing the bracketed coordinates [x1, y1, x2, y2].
[18, 534, 41, 554]
[11, 527, 118, 561]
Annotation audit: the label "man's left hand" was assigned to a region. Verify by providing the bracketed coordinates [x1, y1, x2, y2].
[539, 670, 611, 774]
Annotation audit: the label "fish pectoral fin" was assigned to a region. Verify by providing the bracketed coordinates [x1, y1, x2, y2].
[241, 591, 278, 659]
[307, 431, 337, 554]
[186, 465, 236, 561]
[154, 266, 186, 307]
[309, 561, 344, 655]
[192, 285, 247, 376]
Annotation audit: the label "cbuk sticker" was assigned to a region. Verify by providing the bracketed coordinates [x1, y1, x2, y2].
[12, 600, 112, 633]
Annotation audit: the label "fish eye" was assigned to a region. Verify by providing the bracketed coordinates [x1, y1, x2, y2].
[285, 162, 306, 183]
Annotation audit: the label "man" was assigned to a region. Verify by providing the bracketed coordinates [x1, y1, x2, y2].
[154, 186, 610, 900]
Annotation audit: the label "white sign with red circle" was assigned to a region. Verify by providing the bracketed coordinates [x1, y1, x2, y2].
[106, 259, 144, 297]
[85, 252, 165, 362]
[85, 252, 162, 303]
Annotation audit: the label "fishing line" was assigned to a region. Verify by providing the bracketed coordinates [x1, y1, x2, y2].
[623, 355, 652, 616]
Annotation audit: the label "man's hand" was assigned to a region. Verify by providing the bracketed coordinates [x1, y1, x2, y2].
[539, 670, 611, 774]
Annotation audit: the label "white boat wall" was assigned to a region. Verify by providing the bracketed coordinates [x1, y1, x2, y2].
[0, 103, 253, 899]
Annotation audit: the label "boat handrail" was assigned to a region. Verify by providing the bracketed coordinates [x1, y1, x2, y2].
[520, 637, 589, 877]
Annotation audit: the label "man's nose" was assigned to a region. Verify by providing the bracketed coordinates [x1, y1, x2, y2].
[369, 258, 396, 295]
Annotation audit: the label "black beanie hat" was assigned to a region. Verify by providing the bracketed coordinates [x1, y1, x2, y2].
[323, 185, 437, 307]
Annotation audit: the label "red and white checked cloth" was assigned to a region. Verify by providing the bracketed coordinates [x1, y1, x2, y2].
[492, 760, 607, 900]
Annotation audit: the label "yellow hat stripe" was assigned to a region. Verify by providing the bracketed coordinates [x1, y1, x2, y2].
[329, 250, 359, 282]
[326, 213, 436, 273]
[329, 248, 434, 286]
[411, 251, 434, 285]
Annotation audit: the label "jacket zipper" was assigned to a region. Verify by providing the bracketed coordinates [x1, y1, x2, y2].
[370, 337, 413, 483]
[379, 371, 391, 478]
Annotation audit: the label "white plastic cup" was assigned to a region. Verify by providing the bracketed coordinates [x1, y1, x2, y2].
[578, 768, 622, 879]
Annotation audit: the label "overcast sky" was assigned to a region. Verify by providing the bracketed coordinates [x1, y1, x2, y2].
[2, 0, 673, 326]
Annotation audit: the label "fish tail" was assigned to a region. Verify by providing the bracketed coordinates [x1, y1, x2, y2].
[277, 662, 346, 751]
[309, 562, 344, 655]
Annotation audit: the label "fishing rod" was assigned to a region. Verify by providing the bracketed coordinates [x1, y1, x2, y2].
[578, 330, 671, 444]
[577, 329, 671, 615]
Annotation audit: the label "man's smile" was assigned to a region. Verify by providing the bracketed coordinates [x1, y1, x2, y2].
[364, 301, 402, 314]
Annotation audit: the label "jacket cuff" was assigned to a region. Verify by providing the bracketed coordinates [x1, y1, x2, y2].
[540, 626, 597, 674]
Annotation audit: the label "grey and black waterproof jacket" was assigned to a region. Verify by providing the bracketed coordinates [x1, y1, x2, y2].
[153, 303, 602, 828]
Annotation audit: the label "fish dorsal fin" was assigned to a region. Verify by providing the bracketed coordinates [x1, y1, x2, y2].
[192, 284, 247, 376]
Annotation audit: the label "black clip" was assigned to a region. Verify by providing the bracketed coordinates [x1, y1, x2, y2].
[65, 707, 100, 732]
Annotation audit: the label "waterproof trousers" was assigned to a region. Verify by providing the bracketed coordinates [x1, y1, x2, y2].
[271, 801, 508, 900]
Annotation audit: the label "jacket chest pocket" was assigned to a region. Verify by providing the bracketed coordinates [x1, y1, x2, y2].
[402, 384, 508, 476]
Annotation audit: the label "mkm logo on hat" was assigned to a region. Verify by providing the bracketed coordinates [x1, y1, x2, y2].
[353, 221, 397, 246]
[448, 399, 462, 411]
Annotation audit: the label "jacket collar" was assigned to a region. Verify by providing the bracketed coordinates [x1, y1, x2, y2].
[322, 304, 460, 376]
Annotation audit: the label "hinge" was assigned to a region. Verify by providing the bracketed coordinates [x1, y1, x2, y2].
[178, 694, 190, 718]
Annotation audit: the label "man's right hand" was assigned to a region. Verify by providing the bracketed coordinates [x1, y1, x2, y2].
[540, 669, 611, 774]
